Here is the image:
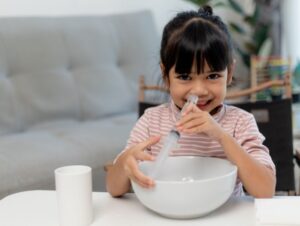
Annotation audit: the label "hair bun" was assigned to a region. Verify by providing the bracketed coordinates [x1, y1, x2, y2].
[199, 5, 213, 16]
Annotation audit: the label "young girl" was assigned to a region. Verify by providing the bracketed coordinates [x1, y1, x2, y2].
[106, 6, 276, 198]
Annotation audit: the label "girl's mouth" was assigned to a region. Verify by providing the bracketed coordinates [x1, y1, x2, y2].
[197, 100, 212, 109]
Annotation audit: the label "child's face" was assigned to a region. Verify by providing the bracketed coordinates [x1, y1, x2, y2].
[166, 61, 232, 113]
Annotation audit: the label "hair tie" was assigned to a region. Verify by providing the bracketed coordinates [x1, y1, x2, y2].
[198, 5, 213, 16]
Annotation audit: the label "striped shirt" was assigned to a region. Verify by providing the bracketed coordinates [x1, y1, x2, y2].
[120, 101, 276, 196]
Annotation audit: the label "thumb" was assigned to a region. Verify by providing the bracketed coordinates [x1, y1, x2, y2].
[137, 136, 160, 150]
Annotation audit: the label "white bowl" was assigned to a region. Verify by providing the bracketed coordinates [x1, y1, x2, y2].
[131, 156, 237, 219]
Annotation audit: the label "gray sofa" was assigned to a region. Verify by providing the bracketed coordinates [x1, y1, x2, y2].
[0, 10, 160, 198]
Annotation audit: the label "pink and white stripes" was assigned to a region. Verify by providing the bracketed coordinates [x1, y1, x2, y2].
[119, 101, 275, 196]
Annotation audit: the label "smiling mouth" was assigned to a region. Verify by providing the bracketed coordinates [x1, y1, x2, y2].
[197, 100, 212, 108]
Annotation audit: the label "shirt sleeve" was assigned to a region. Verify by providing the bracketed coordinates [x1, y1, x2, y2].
[234, 112, 276, 176]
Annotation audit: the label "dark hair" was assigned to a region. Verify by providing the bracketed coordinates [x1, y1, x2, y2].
[160, 5, 233, 80]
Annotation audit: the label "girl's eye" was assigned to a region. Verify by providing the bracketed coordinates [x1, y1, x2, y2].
[207, 73, 221, 80]
[177, 73, 191, 81]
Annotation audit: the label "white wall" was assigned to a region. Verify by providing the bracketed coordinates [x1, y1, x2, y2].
[282, 0, 300, 67]
[0, 0, 249, 82]
[0, 0, 196, 34]
[0, 0, 248, 36]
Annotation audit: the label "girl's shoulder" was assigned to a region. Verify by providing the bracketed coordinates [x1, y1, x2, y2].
[224, 104, 255, 121]
[140, 102, 173, 127]
[143, 102, 170, 116]
[222, 104, 259, 133]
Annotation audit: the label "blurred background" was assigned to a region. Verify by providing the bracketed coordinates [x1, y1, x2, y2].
[0, 0, 299, 67]
[0, 0, 300, 194]
[0, 0, 299, 94]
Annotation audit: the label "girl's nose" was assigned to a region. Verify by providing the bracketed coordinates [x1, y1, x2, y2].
[191, 80, 208, 96]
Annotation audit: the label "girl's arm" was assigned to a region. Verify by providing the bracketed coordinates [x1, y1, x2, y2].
[106, 153, 132, 197]
[218, 132, 275, 198]
[106, 136, 160, 197]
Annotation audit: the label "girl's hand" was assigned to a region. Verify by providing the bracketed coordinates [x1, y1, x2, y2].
[176, 104, 224, 141]
[118, 136, 160, 188]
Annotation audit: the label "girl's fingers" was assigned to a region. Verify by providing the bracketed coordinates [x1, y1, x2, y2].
[123, 136, 160, 189]
[135, 151, 155, 161]
[179, 105, 203, 122]
[128, 162, 155, 188]
[181, 103, 193, 116]
[181, 126, 203, 134]
[131, 176, 153, 188]
[136, 136, 160, 150]
[182, 117, 204, 129]
[182, 103, 201, 116]
[177, 112, 202, 127]
[134, 169, 155, 188]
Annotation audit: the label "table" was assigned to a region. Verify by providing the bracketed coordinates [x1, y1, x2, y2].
[0, 190, 255, 226]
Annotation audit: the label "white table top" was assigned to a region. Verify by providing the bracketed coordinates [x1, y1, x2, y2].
[0, 190, 255, 226]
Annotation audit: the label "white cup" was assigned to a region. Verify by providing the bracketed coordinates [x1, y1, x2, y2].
[55, 165, 93, 226]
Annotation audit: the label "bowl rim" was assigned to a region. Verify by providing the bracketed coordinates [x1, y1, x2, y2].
[139, 156, 238, 185]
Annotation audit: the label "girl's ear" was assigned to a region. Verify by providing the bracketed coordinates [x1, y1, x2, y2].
[160, 63, 170, 88]
[227, 60, 236, 85]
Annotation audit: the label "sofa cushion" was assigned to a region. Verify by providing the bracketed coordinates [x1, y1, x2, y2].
[0, 77, 20, 135]
[0, 113, 137, 198]
[72, 65, 132, 119]
[11, 70, 81, 129]
[0, 10, 159, 133]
